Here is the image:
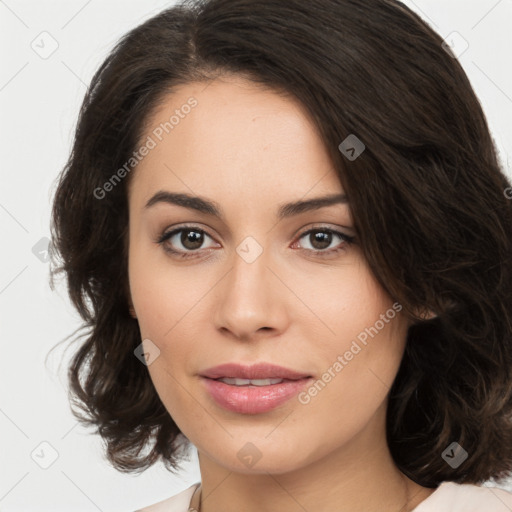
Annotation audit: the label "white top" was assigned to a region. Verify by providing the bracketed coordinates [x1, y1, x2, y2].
[136, 481, 512, 512]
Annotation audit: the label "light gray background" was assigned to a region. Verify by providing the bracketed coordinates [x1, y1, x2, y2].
[1, 1, 511, 510]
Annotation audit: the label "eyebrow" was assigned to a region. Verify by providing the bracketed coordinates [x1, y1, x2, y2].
[144, 191, 348, 220]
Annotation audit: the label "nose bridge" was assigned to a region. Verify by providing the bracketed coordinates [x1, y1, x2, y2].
[228, 236, 271, 307]
[213, 235, 287, 338]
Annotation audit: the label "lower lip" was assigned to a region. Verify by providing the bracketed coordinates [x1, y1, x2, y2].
[201, 377, 312, 414]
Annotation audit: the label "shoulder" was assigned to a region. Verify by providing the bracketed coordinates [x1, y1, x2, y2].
[414, 481, 512, 512]
[135, 482, 200, 512]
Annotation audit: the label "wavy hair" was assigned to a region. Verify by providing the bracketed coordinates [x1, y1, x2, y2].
[49, 0, 512, 485]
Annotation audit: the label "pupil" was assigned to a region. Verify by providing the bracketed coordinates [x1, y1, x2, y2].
[312, 231, 331, 249]
[182, 230, 203, 250]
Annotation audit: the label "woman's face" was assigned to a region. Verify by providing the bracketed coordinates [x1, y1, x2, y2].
[127, 75, 409, 474]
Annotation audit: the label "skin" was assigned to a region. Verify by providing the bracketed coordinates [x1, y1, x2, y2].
[127, 75, 435, 512]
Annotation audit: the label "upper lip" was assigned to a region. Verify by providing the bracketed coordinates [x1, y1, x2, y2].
[200, 363, 311, 380]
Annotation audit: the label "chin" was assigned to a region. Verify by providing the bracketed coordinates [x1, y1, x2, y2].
[198, 435, 327, 476]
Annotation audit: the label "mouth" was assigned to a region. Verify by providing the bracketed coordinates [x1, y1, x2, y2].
[199, 363, 313, 414]
[209, 376, 305, 386]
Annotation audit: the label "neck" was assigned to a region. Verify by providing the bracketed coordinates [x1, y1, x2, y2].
[195, 404, 434, 512]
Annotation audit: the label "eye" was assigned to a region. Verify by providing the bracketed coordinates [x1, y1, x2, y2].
[156, 226, 218, 258]
[294, 227, 355, 256]
[155, 224, 355, 260]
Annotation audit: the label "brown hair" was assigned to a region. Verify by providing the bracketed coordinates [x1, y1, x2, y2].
[49, 0, 512, 486]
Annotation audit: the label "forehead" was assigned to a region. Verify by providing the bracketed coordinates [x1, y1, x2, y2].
[129, 76, 343, 208]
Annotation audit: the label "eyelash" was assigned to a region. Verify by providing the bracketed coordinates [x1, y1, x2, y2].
[155, 224, 355, 260]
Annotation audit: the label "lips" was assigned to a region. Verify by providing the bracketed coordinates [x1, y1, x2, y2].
[199, 363, 313, 414]
[199, 362, 311, 381]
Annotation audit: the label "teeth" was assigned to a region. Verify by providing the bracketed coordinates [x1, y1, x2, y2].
[218, 377, 284, 386]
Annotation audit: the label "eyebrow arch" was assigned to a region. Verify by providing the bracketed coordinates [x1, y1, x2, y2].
[144, 191, 348, 220]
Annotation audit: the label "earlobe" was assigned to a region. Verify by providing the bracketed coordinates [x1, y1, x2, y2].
[129, 305, 137, 319]
[415, 308, 437, 321]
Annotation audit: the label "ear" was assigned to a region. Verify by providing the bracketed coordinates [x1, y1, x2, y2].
[414, 308, 437, 321]
[413, 297, 459, 321]
[124, 278, 137, 319]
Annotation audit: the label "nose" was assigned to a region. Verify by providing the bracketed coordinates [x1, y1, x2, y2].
[213, 243, 290, 341]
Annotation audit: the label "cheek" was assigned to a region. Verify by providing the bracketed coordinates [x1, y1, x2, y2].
[293, 256, 400, 347]
[294, 317, 407, 455]
[127, 248, 212, 419]
[128, 242, 202, 339]
[296, 259, 407, 414]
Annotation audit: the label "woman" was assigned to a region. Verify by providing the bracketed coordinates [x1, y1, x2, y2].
[49, 0, 512, 510]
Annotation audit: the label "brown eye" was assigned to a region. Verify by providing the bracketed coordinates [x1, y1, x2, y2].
[157, 226, 217, 256]
[180, 229, 204, 250]
[308, 230, 333, 250]
[294, 227, 355, 258]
